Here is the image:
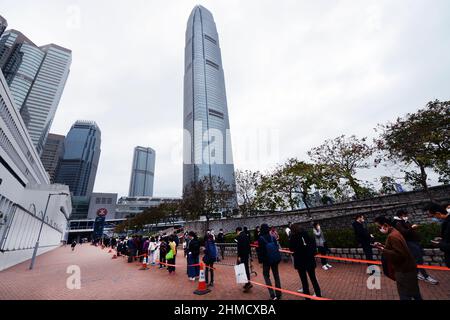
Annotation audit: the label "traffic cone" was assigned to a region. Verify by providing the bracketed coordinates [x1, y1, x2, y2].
[193, 262, 211, 295]
[140, 255, 149, 270]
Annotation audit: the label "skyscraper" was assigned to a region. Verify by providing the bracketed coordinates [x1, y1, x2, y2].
[0, 29, 71, 155]
[55, 121, 101, 197]
[128, 146, 155, 197]
[40, 133, 65, 183]
[183, 5, 237, 205]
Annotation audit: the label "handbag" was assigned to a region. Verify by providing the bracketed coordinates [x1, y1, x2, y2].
[165, 249, 174, 260]
[234, 263, 249, 284]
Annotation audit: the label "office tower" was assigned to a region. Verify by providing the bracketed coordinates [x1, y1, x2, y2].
[40, 133, 65, 183]
[0, 29, 71, 155]
[128, 146, 155, 197]
[183, 5, 237, 206]
[55, 121, 101, 197]
[0, 16, 6, 37]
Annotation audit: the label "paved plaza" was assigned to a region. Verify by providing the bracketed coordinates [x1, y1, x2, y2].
[0, 244, 448, 300]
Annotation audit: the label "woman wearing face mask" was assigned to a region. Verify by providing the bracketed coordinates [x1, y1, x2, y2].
[392, 210, 439, 285]
[373, 216, 422, 300]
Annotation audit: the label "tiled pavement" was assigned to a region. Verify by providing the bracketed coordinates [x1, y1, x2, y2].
[0, 245, 448, 300]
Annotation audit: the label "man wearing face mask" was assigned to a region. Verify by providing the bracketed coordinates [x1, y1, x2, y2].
[373, 216, 422, 300]
[392, 210, 439, 285]
[425, 203, 450, 268]
[352, 214, 375, 273]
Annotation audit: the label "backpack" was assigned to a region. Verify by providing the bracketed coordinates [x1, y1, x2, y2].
[261, 235, 281, 265]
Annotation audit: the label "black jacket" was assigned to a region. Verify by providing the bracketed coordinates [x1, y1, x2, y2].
[236, 232, 251, 258]
[352, 221, 372, 246]
[217, 232, 225, 243]
[440, 216, 450, 267]
[392, 219, 421, 243]
[289, 231, 317, 270]
[187, 238, 200, 257]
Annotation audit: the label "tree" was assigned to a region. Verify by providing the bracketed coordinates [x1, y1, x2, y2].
[375, 100, 450, 199]
[181, 175, 234, 232]
[308, 135, 374, 199]
[235, 169, 261, 216]
[378, 176, 398, 195]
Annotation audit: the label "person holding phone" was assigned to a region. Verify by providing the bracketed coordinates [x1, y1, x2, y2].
[373, 216, 422, 300]
[425, 203, 450, 268]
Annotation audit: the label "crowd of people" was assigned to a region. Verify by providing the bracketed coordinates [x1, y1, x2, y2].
[90, 201, 449, 301]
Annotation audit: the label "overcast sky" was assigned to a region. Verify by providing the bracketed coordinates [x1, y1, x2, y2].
[2, 0, 449, 197]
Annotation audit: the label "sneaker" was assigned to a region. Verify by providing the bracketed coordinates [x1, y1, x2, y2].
[189, 277, 196, 281]
[322, 265, 329, 271]
[326, 264, 332, 268]
[271, 297, 278, 301]
[417, 274, 426, 281]
[424, 276, 439, 285]
[297, 288, 303, 293]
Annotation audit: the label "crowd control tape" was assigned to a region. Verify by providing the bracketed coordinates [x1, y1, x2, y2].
[251, 244, 450, 271]
[249, 280, 332, 301]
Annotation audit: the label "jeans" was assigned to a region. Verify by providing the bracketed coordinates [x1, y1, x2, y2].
[262, 263, 281, 299]
[406, 241, 428, 278]
[317, 246, 328, 265]
[205, 262, 214, 284]
[298, 268, 321, 298]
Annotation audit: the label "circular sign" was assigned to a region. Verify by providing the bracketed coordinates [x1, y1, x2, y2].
[97, 208, 108, 217]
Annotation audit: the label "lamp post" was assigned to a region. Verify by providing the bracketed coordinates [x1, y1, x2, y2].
[29, 192, 69, 270]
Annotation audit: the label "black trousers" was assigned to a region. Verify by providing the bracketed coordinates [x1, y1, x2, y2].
[205, 262, 214, 284]
[240, 255, 251, 284]
[317, 246, 328, 265]
[262, 263, 281, 299]
[298, 268, 321, 298]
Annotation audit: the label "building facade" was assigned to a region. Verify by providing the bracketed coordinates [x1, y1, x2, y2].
[115, 196, 181, 220]
[40, 133, 65, 183]
[87, 193, 118, 220]
[128, 146, 155, 197]
[0, 69, 71, 271]
[55, 121, 101, 197]
[0, 29, 71, 155]
[183, 6, 237, 207]
[0, 16, 6, 37]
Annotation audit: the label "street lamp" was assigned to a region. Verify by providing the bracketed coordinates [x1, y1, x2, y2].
[29, 192, 69, 270]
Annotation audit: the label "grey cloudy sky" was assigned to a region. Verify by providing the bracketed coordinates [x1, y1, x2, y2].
[2, 0, 449, 197]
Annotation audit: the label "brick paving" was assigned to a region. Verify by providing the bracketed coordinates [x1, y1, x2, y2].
[0, 244, 448, 300]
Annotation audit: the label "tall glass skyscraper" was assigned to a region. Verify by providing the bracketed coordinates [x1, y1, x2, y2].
[40, 133, 65, 183]
[183, 5, 237, 206]
[0, 29, 71, 155]
[128, 146, 155, 197]
[0, 16, 7, 37]
[55, 121, 101, 197]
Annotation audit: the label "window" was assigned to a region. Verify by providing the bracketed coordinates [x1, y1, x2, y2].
[208, 109, 224, 119]
[205, 59, 219, 70]
[204, 34, 217, 45]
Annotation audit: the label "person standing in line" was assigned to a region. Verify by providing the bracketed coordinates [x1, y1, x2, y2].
[313, 222, 332, 271]
[257, 224, 282, 300]
[203, 234, 217, 287]
[289, 224, 322, 298]
[425, 203, 450, 268]
[148, 237, 158, 266]
[127, 236, 137, 263]
[373, 216, 422, 300]
[352, 214, 375, 273]
[253, 226, 260, 243]
[217, 229, 225, 261]
[186, 231, 200, 281]
[167, 235, 177, 275]
[392, 210, 438, 284]
[269, 226, 280, 241]
[285, 222, 292, 239]
[236, 227, 253, 292]
[71, 240, 77, 251]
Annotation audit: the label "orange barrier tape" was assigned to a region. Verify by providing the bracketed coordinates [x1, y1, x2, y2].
[252, 244, 450, 271]
[249, 280, 332, 301]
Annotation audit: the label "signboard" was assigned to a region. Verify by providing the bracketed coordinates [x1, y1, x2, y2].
[92, 216, 106, 240]
[97, 208, 108, 217]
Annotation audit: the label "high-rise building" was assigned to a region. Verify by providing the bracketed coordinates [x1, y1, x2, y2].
[0, 16, 7, 37]
[128, 146, 155, 197]
[0, 29, 71, 155]
[40, 133, 65, 183]
[55, 121, 101, 197]
[183, 6, 237, 206]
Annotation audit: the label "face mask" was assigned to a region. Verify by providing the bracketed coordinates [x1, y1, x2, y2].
[402, 217, 408, 221]
[447, 209, 450, 214]
[379, 227, 389, 234]
[431, 218, 442, 223]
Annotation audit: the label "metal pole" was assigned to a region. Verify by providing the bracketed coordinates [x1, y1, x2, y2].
[29, 194, 51, 270]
